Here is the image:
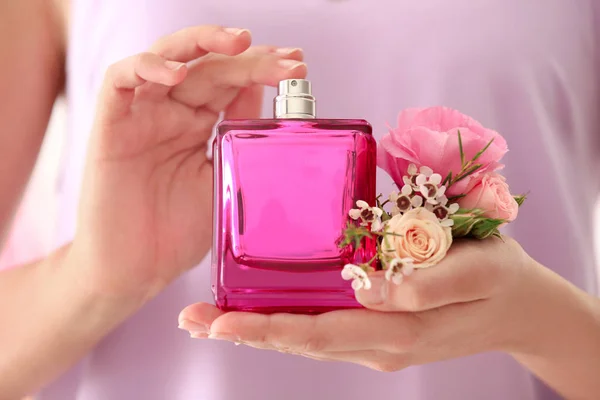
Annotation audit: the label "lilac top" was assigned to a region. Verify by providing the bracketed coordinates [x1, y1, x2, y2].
[40, 1, 599, 399]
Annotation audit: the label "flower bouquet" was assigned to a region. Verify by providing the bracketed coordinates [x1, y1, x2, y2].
[340, 107, 527, 290]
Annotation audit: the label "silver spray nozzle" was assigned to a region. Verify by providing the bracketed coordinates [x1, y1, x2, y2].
[273, 79, 316, 119]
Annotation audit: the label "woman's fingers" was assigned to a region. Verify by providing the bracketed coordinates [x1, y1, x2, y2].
[209, 50, 307, 88]
[150, 25, 252, 62]
[171, 50, 307, 108]
[356, 238, 517, 312]
[223, 84, 264, 120]
[206, 308, 422, 353]
[254, 45, 305, 62]
[98, 52, 188, 118]
[179, 301, 499, 368]
[98, 25, 255, 118]
[98, 24, 306, 117]
[178, 302, 225, 338]
[109, 53, 186, 90]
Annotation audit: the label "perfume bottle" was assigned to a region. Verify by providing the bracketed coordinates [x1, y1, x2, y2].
[212, 79, 376, 314]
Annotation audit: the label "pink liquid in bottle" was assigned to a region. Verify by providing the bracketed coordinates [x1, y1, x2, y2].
[212, 79, 376, 314]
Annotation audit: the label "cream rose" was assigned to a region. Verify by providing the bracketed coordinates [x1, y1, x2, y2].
[382, 208, 452, 269]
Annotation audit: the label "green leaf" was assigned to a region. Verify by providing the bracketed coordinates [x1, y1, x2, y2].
[493, 231, 506, 242]
[442, 171, 453, 186]
[450, 209, 505, 239]
[471, 138, 495, 163]
[470, 218, 504, 239]
[381, 211, 392, 222]
[450, 213, 480, 237]
[455, 207, 485, 216]
[458, 130, 465, 167]
[338, 222, 373, 249]
[447, 194, 466, 201]
[454, 163, 483, 183]
[452, 221, 476, 237]
[514, 194, 527, 207]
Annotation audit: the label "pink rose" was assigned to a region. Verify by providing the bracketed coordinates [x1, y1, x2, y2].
[458, 172, 519, 222]
[378, 107, 508, 196]
[382, 208, 452, 269]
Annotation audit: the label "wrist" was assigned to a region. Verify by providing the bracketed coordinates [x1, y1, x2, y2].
[505, 260, 600, 399]
[66, 235, 164, 304]
[506, 256, 600, 354]
[0, 244, 150, 398]
[57, 244, 149, 337]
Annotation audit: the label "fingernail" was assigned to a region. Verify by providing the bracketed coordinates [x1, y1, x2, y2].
[190, 331, 210, 339]
[208, 332, 241, 342]
[178, 319, 210, 335]
[358, 276, 386, 305]
[165, 60, 185, 70]
[278, 59, 306, 70]
[224, 28, 251, 37]
[275, 47, 303, 56]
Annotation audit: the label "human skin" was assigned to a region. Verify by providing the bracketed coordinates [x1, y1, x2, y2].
[1, 3, 599, 399]
[0, 14, 307, 399]
[181, 237, 600, 400]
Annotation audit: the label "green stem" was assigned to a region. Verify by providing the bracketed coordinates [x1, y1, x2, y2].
[366, 254, 378, 265]
[447, 194, 466, 201]
[372, 231, 404, 238]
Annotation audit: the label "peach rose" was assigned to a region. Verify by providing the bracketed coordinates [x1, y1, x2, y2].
[382, 208, 452, 269]
[459, 172, 519, 222]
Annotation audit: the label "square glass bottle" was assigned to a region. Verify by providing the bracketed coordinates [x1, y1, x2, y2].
[212, 79, 376, 314]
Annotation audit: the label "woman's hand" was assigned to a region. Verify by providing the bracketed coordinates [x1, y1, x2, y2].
[179, 237, 600, 399]
[2, 26, 308, 398]
[69, 25, 307, 301]
[181, 237, 532, 365]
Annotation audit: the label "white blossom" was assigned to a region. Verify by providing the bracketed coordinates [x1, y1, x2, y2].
[389, 185, 424, 216]
[349, 200, 384, 231]
[403, 164, 434, 189]
[341, 264, 372, 290]
[415, 172, 447, 205]
[384, 258, 415, 285]
[429, 195, 460, 227]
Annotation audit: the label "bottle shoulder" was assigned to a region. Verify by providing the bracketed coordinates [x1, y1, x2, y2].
[217, 118, 373, 137]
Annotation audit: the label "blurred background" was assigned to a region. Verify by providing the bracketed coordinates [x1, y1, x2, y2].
[1, 99, 600, 290]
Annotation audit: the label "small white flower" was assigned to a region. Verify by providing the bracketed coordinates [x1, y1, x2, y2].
[349, 200, 384, 231]
[402, 164, 434, 189]
[407, 163, 419, 176]
[341, 264, 372, 290]
[389, 185, 424, 215]
[384, 258, 415, 285]
[401, 184, 413, 196]
[420, 166, 434, 176]
[402, 263, 415, 276]
[416, 172, 447, 205]
[429, 196, 460, 227]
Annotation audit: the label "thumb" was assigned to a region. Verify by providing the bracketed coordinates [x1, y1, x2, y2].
[355, 239, 512, 312]
[355, 271, 448, 313]
[355, 271, 419, 312]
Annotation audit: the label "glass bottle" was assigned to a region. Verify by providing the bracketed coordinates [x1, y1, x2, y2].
[212, 79, 376, 314]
